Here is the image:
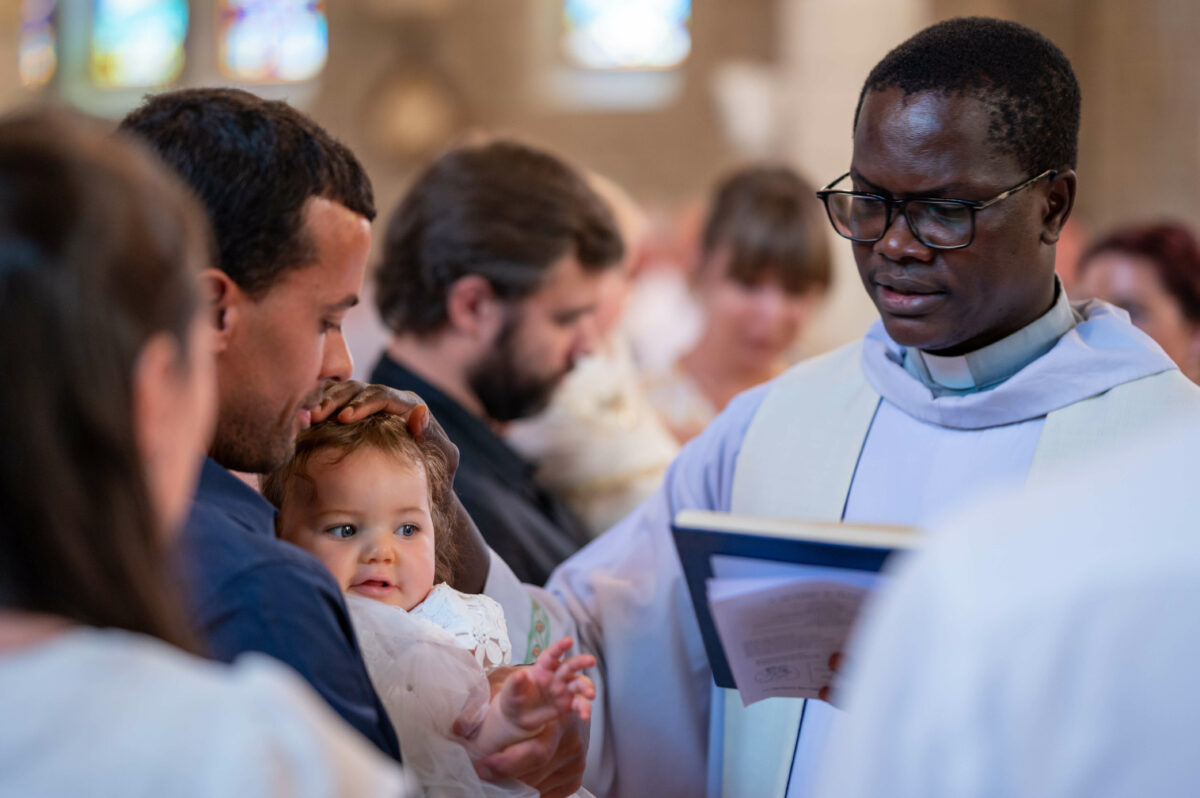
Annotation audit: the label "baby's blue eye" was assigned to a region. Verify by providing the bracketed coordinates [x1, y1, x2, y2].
[325, 524, 357, 539]
[396, 524, 417, 538]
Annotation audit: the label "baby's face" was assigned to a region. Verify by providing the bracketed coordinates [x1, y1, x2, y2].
[278, 446, 437, 610]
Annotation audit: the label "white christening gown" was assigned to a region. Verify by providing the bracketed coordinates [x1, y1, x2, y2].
[349, 584, 590, 798]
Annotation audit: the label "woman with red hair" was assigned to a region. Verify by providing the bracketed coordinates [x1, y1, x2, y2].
[1077, 222, 1200, 382]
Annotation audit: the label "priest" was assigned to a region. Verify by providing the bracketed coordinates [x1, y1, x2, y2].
[479, 17, 1200, 797]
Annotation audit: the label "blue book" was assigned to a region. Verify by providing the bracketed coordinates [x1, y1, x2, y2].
[671, 509, 917, 692]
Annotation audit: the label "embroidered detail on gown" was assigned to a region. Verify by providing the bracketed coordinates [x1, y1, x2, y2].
[409, 583, 512, 671]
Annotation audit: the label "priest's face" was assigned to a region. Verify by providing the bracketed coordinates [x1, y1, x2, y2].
[849, 88, 1066, 356]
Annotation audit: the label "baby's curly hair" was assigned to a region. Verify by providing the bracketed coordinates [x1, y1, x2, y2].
[261, 414, 458, 585]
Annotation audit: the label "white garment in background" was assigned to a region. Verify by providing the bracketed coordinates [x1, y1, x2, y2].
[641, 359, 719, 443]
[0, 626, 412, 798]
[815, 421, 1200, 798]
[620, 268, 703, 373]
[506, 333, 679, 536]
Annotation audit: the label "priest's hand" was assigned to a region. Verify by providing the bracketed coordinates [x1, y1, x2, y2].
[311, 380, 492, 592]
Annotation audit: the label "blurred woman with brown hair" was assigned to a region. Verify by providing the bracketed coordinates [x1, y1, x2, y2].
[643, 165, 832, 443]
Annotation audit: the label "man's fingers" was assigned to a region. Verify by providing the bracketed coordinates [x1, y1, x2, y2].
[452, 708, 484, 739]
[335, 387, 425, 424]
[404, 403, 429, 435]
[475, 730, 556, 781]
[309, 380, 362, 423]
[309, 381, 430, 425]
[520, 740, 587, 798]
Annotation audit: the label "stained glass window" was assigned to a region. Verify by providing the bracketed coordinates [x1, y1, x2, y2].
[91, 0, 189, 89]
[218, 0, 328, 84]
[19, 0, 57, 89]
[563, 0, 691, 71]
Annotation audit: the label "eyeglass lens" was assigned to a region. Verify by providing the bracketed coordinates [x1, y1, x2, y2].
[826, 194, 974, 248]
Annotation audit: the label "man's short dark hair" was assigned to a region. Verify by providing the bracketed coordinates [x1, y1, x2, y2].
[854, 17, 1081, 175]
[119, 88, 375, 295]
[376, 139, 624, 336]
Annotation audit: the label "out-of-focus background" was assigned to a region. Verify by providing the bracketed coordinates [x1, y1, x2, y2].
[4, 0, 1197, 364]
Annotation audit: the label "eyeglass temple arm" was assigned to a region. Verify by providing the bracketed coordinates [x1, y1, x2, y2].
[815, 172, 852, 194]
[973, 169, 1059, 210]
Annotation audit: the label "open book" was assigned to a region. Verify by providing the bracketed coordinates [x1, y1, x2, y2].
[672, 510, 917, 706]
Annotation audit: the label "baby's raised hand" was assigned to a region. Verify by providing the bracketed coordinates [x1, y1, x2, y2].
[500, 637, 596, 733]
[457, 637, 595, 766]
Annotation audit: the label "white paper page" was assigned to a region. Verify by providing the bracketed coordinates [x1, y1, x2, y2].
[706, 561, 882, 706]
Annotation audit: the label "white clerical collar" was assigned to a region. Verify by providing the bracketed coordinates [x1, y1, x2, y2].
[904, 281, 1080, 396]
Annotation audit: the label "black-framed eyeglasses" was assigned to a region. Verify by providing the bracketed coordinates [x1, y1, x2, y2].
[815, 169, 1057, 250]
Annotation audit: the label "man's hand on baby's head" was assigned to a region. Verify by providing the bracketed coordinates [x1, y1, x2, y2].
[311, 380, 460, 473]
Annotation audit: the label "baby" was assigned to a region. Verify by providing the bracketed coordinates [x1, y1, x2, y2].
[262, 413, 594, 796]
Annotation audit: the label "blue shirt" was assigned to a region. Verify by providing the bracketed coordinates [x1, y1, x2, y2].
[180, 457, 401, 760]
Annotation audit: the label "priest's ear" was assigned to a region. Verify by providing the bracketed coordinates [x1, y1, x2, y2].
[1040, 169, 1077, 245]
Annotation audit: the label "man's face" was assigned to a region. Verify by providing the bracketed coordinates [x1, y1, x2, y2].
[468, 253, 602, 423]
[850, 88, 1059, 355]
[212, 197, 371, 472]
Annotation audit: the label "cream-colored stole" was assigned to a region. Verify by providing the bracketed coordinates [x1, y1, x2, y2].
[717, 342, 1198, 797]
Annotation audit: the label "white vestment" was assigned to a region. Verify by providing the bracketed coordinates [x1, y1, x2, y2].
[813, 419, 1200, 798]
[484, 296, 1200, 797]
[0, 627, 413, 798]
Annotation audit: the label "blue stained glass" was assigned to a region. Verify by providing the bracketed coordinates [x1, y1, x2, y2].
[91, 0, 189, 89]
[219, 0, 328, 84]
[563, 0, 691, 70]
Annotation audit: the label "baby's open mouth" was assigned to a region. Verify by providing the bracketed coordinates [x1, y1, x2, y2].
[352, 579, 397, 596]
